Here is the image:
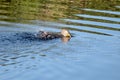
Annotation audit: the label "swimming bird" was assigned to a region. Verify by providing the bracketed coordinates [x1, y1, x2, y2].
[36, 29, 71, 40]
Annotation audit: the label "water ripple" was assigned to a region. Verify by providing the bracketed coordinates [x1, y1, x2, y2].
[75, 14, 120, 22]
[63, 19, 120, 29]
[82, 8, 120, 15]
[115, 6, 120, 8]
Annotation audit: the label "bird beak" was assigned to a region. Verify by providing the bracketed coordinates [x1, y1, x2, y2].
[66, 33, 71, 38]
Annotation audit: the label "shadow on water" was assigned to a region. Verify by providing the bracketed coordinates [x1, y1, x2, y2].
[0, 0, 120, 80]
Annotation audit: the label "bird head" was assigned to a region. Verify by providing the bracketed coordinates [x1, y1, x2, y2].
[61, 29, 71, 37]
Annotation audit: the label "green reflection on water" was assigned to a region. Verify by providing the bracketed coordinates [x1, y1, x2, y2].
[0, 0, 120, 23]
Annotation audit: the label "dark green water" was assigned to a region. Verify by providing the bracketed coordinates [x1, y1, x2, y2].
[0, 0, 120, 80]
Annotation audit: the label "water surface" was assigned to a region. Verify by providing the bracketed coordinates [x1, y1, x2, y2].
[0, 0, 120, 80]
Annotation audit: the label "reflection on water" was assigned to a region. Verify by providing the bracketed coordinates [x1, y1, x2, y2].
[75, 14, 120, 22]
[0, 0, 120, 80]
[63, 19, 120, 29]
[61, 37, 71, 43]
[82, 8, 120, 15]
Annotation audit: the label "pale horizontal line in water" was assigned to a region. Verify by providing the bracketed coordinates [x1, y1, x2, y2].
[63, 19, 120, 29]
[82, 8, 120, 15]
[75, 14, 120, 22]
[115, 6, 120, 8]
[0, 15, 8, 18]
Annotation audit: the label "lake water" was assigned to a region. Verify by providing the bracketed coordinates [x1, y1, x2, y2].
[0, 0, 120, 80]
